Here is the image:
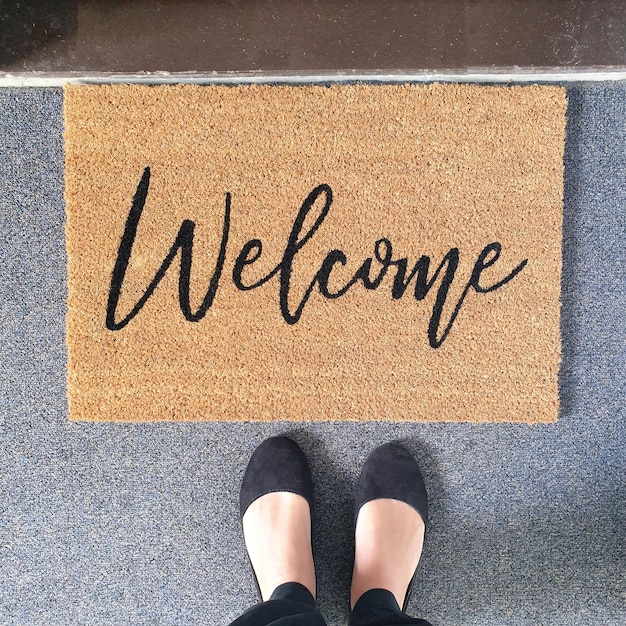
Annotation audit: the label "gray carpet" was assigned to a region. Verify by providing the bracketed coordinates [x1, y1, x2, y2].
[0, 85, 624, 626]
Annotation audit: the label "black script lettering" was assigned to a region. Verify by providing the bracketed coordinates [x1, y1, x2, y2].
[230, 184, 527, 347]
[328, 238, 394, 297]
[231, 184, 334, 323]
[470, 242, 527, 293]
[105, 167, 231, 330]
[399, 248, 461, 348]
[232, 239, 264, 290]
[278, 184, 334, 323]
[294, 233, 527, 349]
[108, 173, 528, 349]
[316, 250, 348, 298]
[425, 243, 528, 348]
[334, 240, 463, 349]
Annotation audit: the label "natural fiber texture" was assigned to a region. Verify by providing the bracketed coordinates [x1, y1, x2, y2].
[64, 83, 565, 422]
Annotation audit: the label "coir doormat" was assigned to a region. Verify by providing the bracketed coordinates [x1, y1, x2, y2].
[64, 83, 565, 422]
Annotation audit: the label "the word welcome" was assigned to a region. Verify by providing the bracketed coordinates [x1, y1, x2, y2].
[105, 167, 527, 348]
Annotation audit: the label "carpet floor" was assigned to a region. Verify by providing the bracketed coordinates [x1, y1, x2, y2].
[0, 85, 624, 626]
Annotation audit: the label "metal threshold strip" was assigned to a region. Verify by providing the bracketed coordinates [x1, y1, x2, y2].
[2, 68, 626, 87]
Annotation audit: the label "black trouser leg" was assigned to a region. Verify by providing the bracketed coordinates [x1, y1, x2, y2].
[228, 584, 432, 626]
[228, 582, 327, 626]
[349, 589, 433, 626]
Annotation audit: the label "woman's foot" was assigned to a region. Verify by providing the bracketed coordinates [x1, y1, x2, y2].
[350, 498, 425, 609]
[350, 443, 428, 611]
[240, 436, 316, 601]
[242, 492, 316, 601]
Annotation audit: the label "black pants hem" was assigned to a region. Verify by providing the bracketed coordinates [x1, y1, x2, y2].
[228, 582, 433, 626]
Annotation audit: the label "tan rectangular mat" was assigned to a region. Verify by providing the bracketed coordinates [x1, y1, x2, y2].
[64, 83, 565, 422]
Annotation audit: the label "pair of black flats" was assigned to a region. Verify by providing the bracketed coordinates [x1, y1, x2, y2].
[240, 436, 429, 613]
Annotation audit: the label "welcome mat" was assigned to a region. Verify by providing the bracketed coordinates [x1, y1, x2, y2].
[64, 83, 565, 422]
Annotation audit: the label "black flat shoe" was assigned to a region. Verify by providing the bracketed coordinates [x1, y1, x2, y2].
[354, 442, 428, 612]
[240, 436, 314, 518]
[240, 436, 315, 599]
